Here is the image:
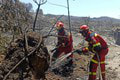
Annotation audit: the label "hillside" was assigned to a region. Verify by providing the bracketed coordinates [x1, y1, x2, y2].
[0, 0, 120, 80]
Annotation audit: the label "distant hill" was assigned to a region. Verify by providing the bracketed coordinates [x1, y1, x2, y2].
[45, 14, 120, 23]
[92, 16, 120, 23]
[45, 14, 120, 29]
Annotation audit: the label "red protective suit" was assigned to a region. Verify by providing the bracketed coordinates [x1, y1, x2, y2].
[52, 27, 73, 59]
[82, 31, 108, 80]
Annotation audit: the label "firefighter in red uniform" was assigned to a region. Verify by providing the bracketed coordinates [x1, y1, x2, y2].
[51, 21, 73, 76]
[74, 25, 108, 80]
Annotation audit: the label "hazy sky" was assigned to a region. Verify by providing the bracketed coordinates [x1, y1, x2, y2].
[20, 0, 120, 19]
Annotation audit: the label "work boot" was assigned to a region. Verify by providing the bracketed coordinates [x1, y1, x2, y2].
[61, 59, 73, 76]
[65, 59, 73, 68]
[67, 59, 74, 73]
[61, 67, 70, 77]
[52, 68, 60, 75]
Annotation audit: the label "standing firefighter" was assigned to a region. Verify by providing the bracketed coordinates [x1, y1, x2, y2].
[51, 21, 73, 74]
[74, 25, 108, 80]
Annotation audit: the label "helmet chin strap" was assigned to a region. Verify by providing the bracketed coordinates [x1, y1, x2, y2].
[82, 30, 89, 37]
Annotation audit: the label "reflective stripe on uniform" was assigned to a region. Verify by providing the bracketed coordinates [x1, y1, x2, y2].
[89, 71, 105, 75]
[101, 61, 105, 64]
[93, 42, 101, 47]
[91, 59, 98, 64]
[95, 33, 98, 37]
[91, 59, 105, 64]
[89, 72, 96, 75]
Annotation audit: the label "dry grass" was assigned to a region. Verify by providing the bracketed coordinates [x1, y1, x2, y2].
[0, 32, 11, 55]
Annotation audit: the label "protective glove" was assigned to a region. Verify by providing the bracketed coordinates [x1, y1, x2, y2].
[62, 43, 65, 47]
[73, 49, 83, 55]
[94, 46, 101, 52]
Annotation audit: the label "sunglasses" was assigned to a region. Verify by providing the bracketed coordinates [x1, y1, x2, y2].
[79, 30, 84, 33]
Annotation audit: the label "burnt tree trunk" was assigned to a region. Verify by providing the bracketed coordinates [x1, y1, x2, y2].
[0, 32, 50, 80]
[114, 29, 120, 45]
